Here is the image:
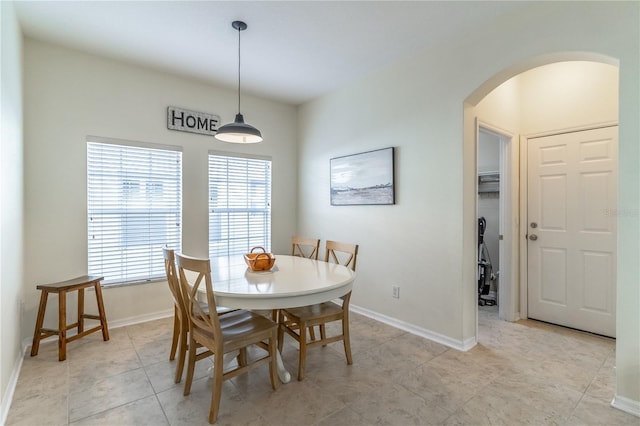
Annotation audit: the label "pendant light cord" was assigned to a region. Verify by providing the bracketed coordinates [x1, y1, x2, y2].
[237, 25, 242, 114]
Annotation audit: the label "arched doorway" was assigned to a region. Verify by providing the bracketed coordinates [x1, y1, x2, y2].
[463, 54, 620, 339]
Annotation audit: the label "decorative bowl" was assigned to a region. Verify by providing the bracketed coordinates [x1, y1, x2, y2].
[244, 246, 276, 272]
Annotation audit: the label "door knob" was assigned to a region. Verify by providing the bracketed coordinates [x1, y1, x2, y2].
[529, 234, 538, 241]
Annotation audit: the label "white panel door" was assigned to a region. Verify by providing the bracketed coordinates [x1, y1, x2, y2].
[527, 126, 617, 337]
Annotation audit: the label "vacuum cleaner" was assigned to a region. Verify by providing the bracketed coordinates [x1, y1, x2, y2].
[477, 216, 496, 306]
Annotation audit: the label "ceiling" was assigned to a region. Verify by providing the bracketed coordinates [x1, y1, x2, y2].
[14, 1, 533, 105]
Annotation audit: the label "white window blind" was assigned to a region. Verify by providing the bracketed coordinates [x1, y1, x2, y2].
[208, 154, 271, 260]
[87, 141, 182, 285]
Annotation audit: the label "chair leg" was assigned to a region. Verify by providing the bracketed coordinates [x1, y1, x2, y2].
[209, 350, 224, 424]
[320, 324, 327, 346]
[169, 306, 179, 361]
[277, 322, 285, 353]
[174, 319, 188, 383]
[183, 334, 197, 396]
[309, 326, 316, 341]
[297, 322, 307, 381]
[268, 330, 278, 390]
[238, 347, 248, 367]
[342, 318, 353, 365]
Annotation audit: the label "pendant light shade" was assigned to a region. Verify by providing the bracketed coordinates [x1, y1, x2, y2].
[215, 21, 263, 144]
[215, 113, 262, 143]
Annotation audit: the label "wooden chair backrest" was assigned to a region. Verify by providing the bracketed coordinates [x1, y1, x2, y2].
[175, 253, 222, 346]
[163, 248, 187, 320]
[325, 240, 359, 272]
[291, 236, 320, 260]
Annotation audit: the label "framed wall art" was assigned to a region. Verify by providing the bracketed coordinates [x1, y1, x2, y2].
[330, 147, 395, 206]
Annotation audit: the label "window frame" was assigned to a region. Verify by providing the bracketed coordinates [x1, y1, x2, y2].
[208, 151, 272, 263]
[87, 136, 183, 287]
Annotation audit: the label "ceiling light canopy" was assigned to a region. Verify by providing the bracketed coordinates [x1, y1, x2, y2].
[215, 20, 263, 144]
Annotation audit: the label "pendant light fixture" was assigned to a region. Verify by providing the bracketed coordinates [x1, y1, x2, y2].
[215, 20, 263, 144]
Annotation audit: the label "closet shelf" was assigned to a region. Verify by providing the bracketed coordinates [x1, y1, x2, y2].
[478, 172, 499, 193]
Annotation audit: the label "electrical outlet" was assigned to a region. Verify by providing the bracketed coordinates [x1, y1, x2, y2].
[392, 285, 400, 299]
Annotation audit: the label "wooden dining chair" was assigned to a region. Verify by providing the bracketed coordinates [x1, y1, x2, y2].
[278, 240, 359, 381]
[176, 253, 278, 424]
[291, 236, 320, 260]
[164, 248, 238, 384]
[288, 236, 322, 337]
[163, 248, 191, 383]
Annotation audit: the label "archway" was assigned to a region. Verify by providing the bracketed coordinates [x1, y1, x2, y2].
[462, 52, 620, 341]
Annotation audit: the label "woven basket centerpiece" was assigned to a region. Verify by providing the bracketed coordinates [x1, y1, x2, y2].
[244, 246, 276, 272]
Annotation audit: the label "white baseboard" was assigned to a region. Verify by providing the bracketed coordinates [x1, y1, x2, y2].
[108, 308, 173, 330]
[611, 394, 640, 418]
[350, 304, 476, 351]
[0, 351, 24, 426]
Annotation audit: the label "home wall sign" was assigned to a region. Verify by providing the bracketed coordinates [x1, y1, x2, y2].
[167, 106, 220, 136]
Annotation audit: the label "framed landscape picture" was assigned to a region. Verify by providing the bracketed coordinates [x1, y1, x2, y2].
[330, 147, 395, 206]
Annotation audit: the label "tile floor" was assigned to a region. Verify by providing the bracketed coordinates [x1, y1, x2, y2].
[6, 306, 639, 425]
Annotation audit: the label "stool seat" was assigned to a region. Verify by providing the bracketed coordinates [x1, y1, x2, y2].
[30, 275, 109, 361]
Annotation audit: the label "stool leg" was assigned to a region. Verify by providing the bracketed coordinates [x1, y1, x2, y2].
[30, 290, 49, 357]
[58, 290, 67, 361]
[77, 287, 85, 334]
[94, 282, 109, 341]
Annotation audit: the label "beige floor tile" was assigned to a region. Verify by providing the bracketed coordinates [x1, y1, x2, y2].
[125, 316, 174, 340]
[14, 351, 68, 383]
[311, 359, 389, 405]
[69, 395, 169, 426]
[229, 360, 279, 401]
[314, 405, 366, 426]
[68, 345, 142, 384]
[355, 342, 425, 383]
[145, 356, 213, 394]
[348, 382, 451, 425]
[398, 360, 493, 414]
[446, 391, 568, 426]
[132, 335, 175, 367]
[481, 371, 584, 422]
[68, 367, 155, 422]
[157, 376, 266, 426]
[65, 331, 134, 359]
[6, 351, 69, 426]
[567, 394, 640, 426]
[584, 365, 616, 400]
[5, 375, 68, 426]
[6, 310, 638, 426]
[365, 331, 449, 367]
[252, 379, 346, 425]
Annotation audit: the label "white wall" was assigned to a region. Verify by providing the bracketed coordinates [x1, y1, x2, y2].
[519, 61, 619, 134]
[21, 39, 298, 339]
[299, 0, 640, 408]
[299, 58, 469, 342]
[0, 1, 24, 421]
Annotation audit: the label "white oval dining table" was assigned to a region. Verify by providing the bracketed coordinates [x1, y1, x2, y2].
[206, 254, 357, 383]
[211, 254, 356, 309]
